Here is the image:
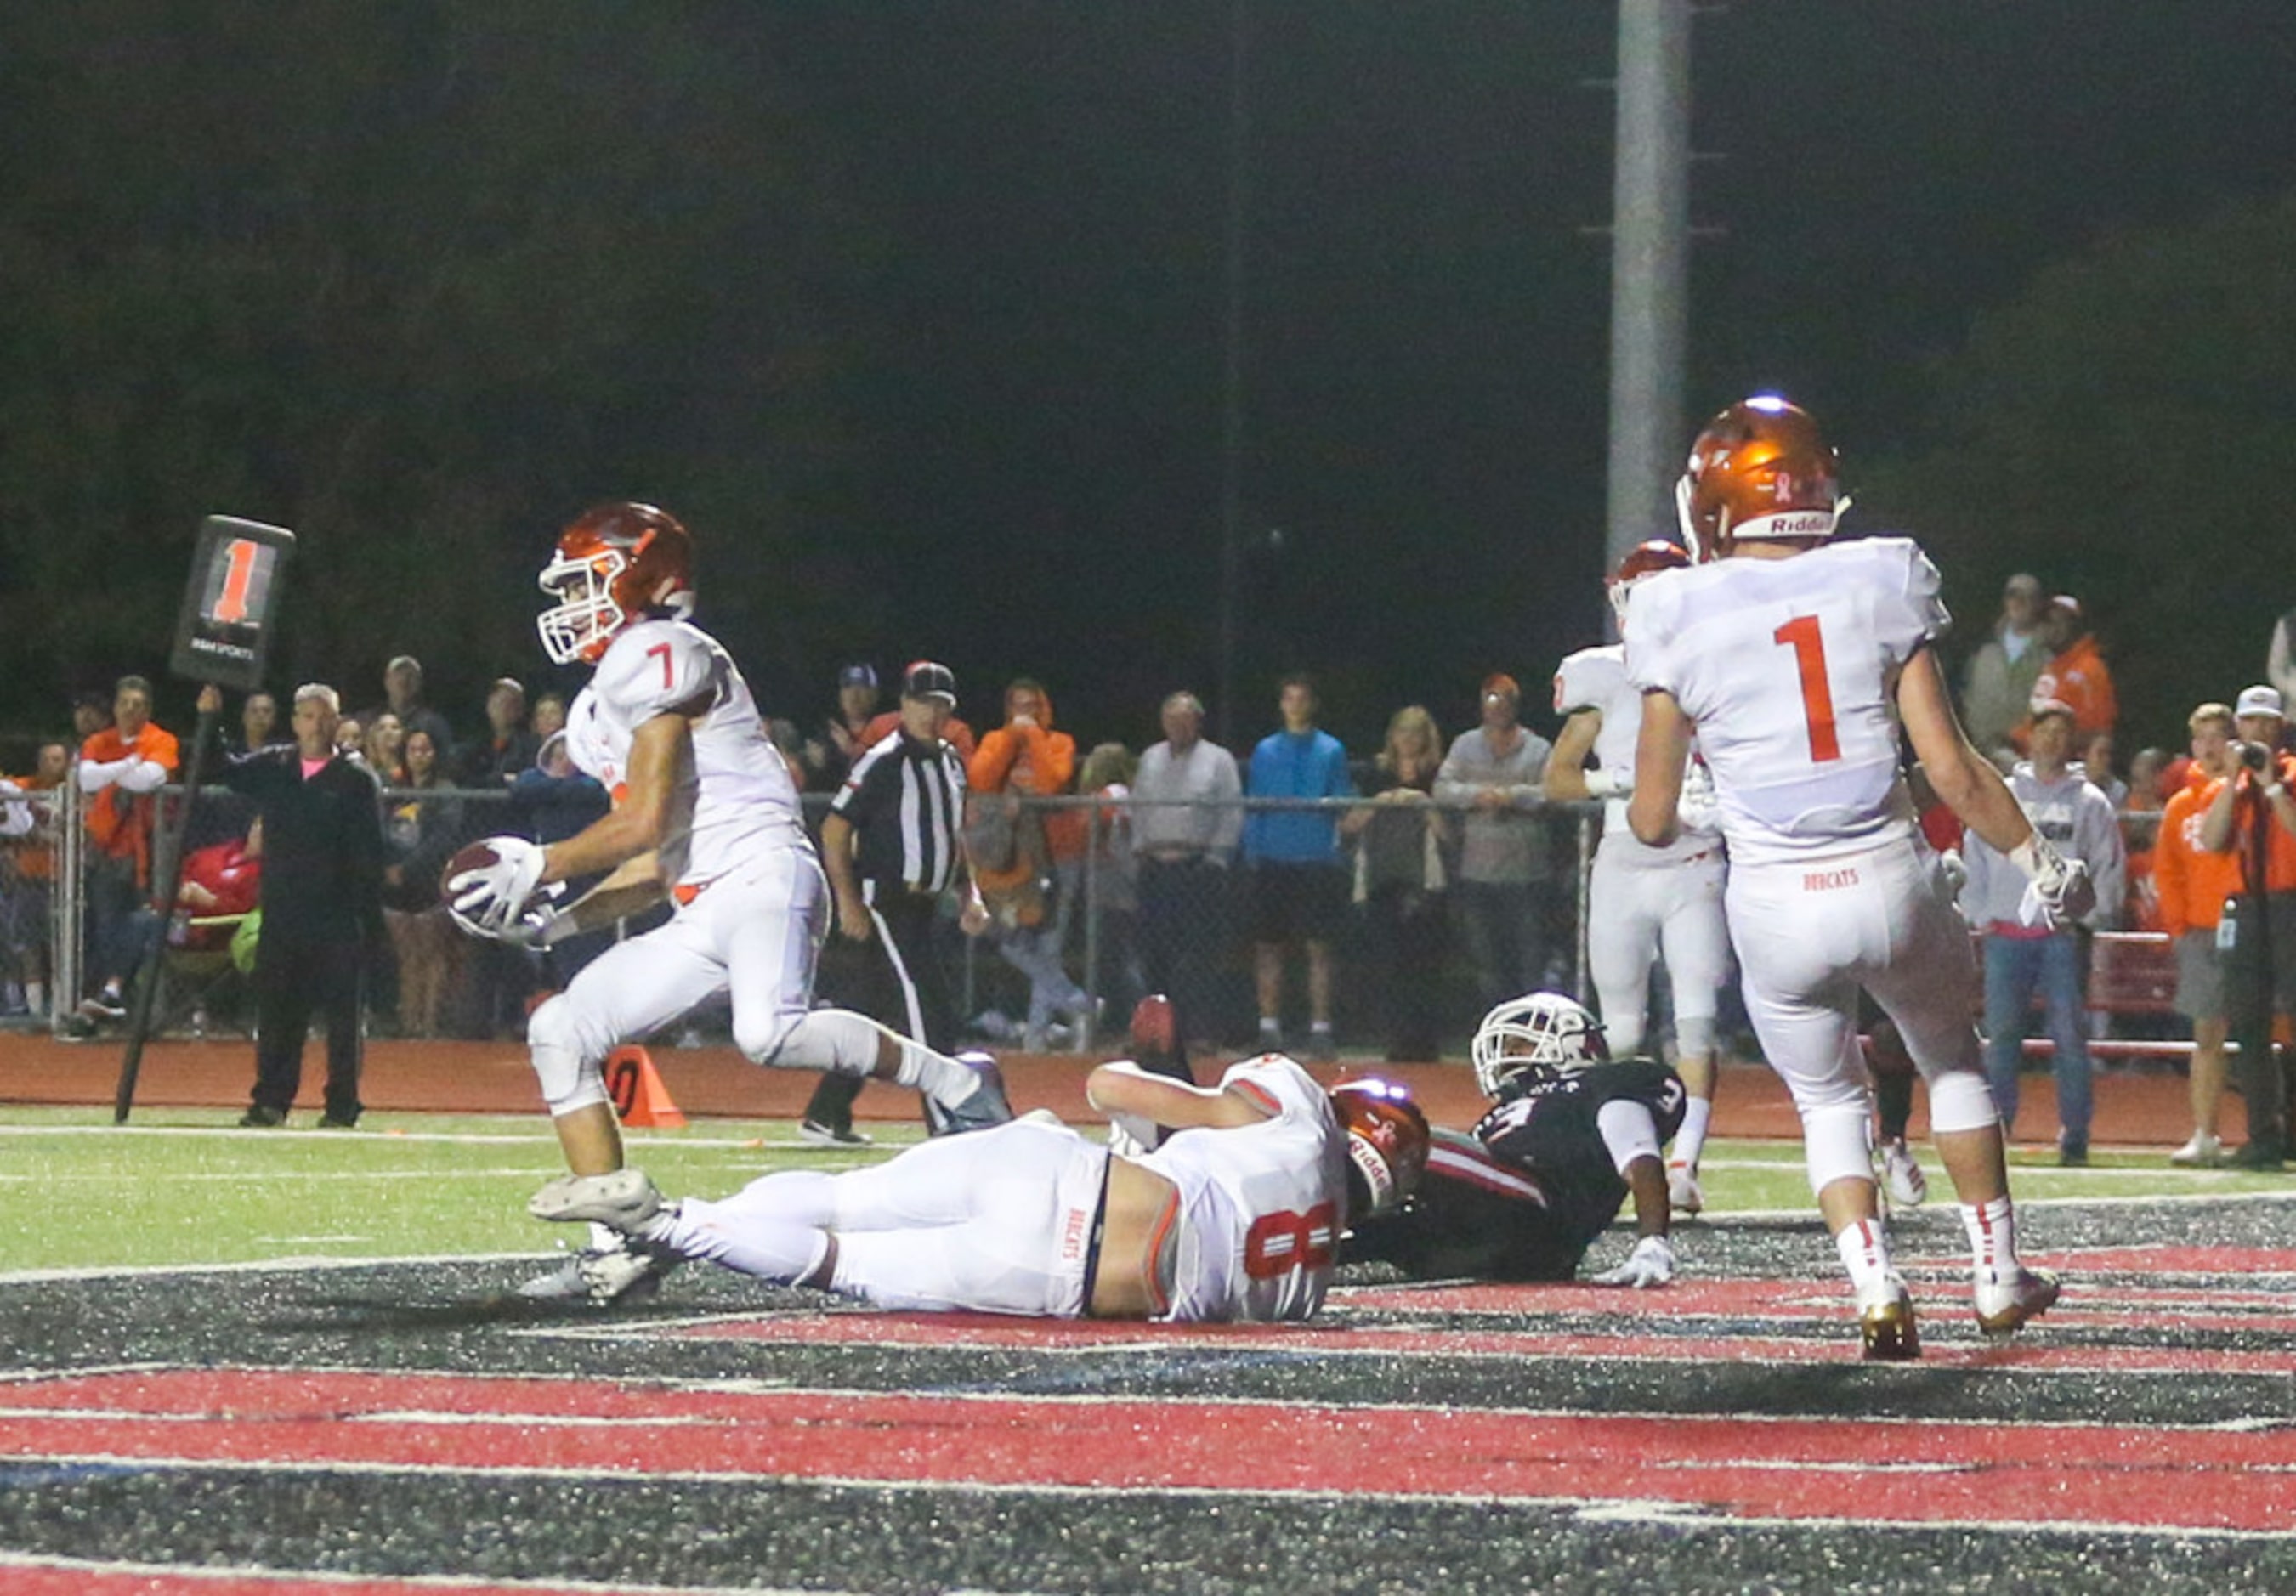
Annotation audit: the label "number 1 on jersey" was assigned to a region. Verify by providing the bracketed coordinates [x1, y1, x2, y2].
[1773, 614, 1841, 763]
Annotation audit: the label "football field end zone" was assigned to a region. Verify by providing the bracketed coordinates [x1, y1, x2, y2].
[0, 1204, 2286, 1591]
[0, 1365, 2291, 1537]
[0, 1548, 774, 1596]
[3, 1224, 2290, 1542]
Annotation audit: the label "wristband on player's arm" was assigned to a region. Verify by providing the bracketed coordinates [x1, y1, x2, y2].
[1583, 767, 1632, 800]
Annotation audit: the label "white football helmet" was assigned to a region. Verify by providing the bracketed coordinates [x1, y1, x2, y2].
[1471, 991, 1609, 1098]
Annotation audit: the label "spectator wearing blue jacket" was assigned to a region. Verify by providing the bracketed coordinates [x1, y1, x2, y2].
[1244, 674, 1355, 1060]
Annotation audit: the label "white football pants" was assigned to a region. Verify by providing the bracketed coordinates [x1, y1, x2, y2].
[1726, 834, 1994, 1192]
[1588, 839, 1731, 1058]
[660, 1118, 1104, 1316]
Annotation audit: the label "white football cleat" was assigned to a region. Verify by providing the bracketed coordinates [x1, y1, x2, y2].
[1973, 1267, 2060, 1336]
[1665, 1162, 1704, 1216]
[528, 1169, 664, 1231]
[1878, 1138, 1928, 1208]
[517, 1233, 679, 1305]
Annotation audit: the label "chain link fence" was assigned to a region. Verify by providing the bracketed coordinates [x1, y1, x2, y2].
[0, 784, 2177, 1063]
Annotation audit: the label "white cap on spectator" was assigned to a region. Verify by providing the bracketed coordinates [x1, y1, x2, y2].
[2235, 684, 2284, 721]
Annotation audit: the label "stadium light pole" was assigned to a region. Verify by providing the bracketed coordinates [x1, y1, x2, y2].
[1603, 0, 1692, 603]
[1216, 0, 1249, 752]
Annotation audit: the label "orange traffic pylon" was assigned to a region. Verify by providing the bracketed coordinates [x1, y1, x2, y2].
[605, 1044, 687, 1129]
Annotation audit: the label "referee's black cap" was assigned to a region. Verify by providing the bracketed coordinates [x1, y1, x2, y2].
[901, 659, 957, 705]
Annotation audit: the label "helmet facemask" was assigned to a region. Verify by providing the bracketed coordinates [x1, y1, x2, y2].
[1471, 992, 1609, 1098]
[536, 548, 628, 665]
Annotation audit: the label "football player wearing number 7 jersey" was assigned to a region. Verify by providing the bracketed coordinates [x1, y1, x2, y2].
[445, 502, 1013, 1305]
[524, 1056, 1429, 1323]
[1624, 397, 2088, 1360]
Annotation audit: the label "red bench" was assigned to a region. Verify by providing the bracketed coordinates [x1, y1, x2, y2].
[2006, 930, 2196, 1065]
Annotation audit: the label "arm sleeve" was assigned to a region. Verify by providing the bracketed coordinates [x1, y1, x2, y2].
[77, 756, 130, 793]
[1432, 740, 1477, 806]
[114, 759, 169, 794]
[1860, 540, 1953, 671]
[1208, 750, 1244, 857]
[1595, 1099, 1664, 1176]
[2153, 801, 2191, 937]
[1621, 586, 1679, 696]
[592, 626, 726, 722]
[968, 727, 1018, 791]
[2083, 790, 2128, 927]
[1033, 727, 1076, 793]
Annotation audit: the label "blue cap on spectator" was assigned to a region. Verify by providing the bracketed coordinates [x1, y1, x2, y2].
[837, 663, 877, 690]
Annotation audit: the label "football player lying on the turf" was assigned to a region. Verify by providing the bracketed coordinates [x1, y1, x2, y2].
[1344, 992, 1684, 1287]
[528, 1052, 1430, 1322]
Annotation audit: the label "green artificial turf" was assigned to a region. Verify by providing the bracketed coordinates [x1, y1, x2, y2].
[0, 1106, 2272, 1273]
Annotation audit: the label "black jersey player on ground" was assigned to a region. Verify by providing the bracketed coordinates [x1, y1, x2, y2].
[1345, 992, 1685, 1285]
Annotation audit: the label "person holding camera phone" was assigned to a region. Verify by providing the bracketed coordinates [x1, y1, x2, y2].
[2198, 685, 2296, 1169]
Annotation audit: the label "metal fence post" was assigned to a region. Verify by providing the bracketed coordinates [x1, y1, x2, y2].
[50, 780, 83, 1036]
[1078, 795, 1102, 1056]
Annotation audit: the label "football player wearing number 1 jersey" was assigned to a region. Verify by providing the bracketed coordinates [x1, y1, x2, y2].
[445, 502, 1012, 1305]
[524, 1056, 1430, 1323]
[1624, 397, 2085, 1359]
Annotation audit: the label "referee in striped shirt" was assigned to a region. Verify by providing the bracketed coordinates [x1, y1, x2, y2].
[801, 659, 990, 1143]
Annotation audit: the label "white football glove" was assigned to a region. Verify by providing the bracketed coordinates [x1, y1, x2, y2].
[495, 893, 574, 950]
[1593, 1232, 1675, 1289]
[2010, 835, 2095, 929]
[1937, 847, 1968, 895]
[1675, 757, 1720, 835]
[445, 835, 551, 938]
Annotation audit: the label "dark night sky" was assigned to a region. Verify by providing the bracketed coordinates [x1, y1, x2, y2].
[10, 5, 2296, 756]
[756, 3, 2296, 750]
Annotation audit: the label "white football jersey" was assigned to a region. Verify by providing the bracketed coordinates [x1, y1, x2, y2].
[564, 617, 808, 888]
[1552, 642, 1718, 865]
[1140, 1053, 1348, 1323]
[1623, 537, 1946, 865]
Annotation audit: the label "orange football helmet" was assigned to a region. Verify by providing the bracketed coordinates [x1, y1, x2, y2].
[537, 501, 696, 665]
[1674, 396, 1847, 563]
[1330, 1078, 1431, 1219]
[1606, 539, 1691, 625]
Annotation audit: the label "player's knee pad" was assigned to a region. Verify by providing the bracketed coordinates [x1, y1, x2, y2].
[1924, 1067, 2000, 1136]
[746, 1006, 878, 1076]
[1800, 1100, 1874, 1194]
[527, 994, 608, 1116]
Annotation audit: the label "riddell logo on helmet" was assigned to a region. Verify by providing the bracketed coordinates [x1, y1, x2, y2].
[1768, 512, 1833, 535]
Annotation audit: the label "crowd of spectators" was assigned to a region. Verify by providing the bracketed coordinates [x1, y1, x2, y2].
[5, 578, 2293, 1151]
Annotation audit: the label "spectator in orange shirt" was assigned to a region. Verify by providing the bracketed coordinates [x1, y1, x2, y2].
[76, 676, 180, 1020]
[2155, 703, 2246, 1164]
[2014, 596, 2117, 753]
[969, 677, 1091, 1050]
[2198, 685, 2296, 1169]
